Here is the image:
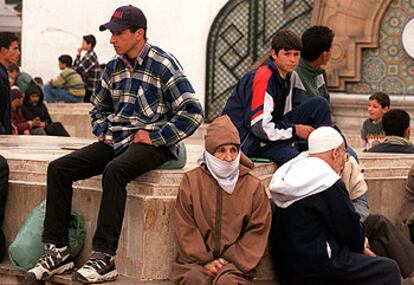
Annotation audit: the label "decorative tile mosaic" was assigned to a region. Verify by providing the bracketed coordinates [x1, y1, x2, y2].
[346, 0, 414, 95]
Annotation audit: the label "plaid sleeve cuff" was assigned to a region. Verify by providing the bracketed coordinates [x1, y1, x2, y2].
[149, 130, 167, 147]
[92, 122, 109, 138]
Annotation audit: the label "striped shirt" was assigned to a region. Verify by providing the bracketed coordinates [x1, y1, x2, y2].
[90, 42, 203, 156]
[74, 50, 101, 94]
[50, 68, 85, 96]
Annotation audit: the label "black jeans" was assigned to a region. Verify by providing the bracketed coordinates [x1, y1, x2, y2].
[0, 155, 8, 262]
[42, 142, 169, 255]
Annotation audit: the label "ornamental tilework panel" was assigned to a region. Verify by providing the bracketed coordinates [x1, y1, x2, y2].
[346, 0, 414, 95]
[205, 0, 313, 122]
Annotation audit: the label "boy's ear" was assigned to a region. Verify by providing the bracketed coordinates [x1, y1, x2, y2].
[271, 49, 278, 60]
[321, 51, 329, 61]
[0, 47, 7, 55]
[405, 127, 410, 139]
[383, 106, 390, 113]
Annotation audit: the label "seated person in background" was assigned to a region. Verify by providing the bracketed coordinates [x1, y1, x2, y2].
[361, 92, 390, 150]
[223, 30, 331, 166]
[171, 115, 271, 285]
[11, 88, 45, 135]
[7, 64, 33, 93]
[342, 154, 414, 283]
[292, 25, 334, 106]
[34, 76, 44, 87]
[269, 126, 401, 285]
[368, 109, 414, 153]
[73, 34, 101, 103]
[44, 54, 85, 103]
[23, 82, 69, 137]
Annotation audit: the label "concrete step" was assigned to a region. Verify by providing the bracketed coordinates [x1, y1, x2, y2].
[0, 259, 279, 285]
[2, 135, 414, 283]
[359, 153, 414, 169]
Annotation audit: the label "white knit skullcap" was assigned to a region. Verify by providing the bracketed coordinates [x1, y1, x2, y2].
[308, 126, 344, 154]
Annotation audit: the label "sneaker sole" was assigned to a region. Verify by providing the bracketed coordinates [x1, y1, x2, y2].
[72, 269, 118, 284]
[24, 261, 75, 281]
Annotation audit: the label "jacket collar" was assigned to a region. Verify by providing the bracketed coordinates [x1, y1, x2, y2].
[119, 42, 151, 69]
[266, 57, 292, 82]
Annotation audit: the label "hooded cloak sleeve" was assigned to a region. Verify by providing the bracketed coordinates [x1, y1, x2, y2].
[222, 182, 271, 273]
[174, 173, 215, 265]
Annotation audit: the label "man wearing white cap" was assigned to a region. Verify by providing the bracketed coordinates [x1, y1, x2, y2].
[269, 126, 401, 285]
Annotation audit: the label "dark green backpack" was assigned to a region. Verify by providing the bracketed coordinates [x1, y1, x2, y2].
[8, 200, 85, 270]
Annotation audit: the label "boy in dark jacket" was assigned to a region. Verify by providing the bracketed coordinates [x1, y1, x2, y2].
[223, 30, 331, 166]
[368, 109, 414, 153]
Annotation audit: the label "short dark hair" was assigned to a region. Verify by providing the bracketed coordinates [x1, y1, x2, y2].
[129, 25, 147, 40]
[83, 34, 96, 49]
[369, 92, 390, 108]
[0, 32, 18, 50]
[11, 88, 23, 101]
[58, 54, 73, 68]
[382, 109, 410, 137]
[271, 30, 302, 55]
[7, 64, 19, 73]
[301, 26, 335, 62]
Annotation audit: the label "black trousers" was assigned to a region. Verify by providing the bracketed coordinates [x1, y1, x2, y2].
[365, 214, 414, 278]
[0, 155, 8, 262]
[279, 253, 401, 285]
[270, 203, 401, 285]
[42, 142, 169, 255]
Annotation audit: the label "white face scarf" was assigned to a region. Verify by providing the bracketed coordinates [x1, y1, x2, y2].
[198, 150, 240, 194]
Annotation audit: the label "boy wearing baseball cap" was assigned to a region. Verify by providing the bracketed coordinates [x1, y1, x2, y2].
[25, 5, 203, 283]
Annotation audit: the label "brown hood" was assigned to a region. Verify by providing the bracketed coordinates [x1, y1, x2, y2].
[205, 115, 254, 171]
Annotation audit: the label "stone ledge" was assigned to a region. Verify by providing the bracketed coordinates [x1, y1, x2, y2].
[0, 136, 277, 282]
[0, 259, 280, 285]
[2, 136, 414, 283]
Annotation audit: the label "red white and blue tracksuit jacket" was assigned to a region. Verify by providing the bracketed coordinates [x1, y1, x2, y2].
[223, 58, 297, 156]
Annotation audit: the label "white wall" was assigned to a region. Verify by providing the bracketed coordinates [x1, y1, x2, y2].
[22, 0, 229, 107]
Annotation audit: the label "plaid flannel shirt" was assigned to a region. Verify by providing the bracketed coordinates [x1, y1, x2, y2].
[74, 50, 101, 93]
[90, 42, 203, 157]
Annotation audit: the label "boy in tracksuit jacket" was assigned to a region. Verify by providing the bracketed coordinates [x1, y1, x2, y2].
[223, 30, 332, 166]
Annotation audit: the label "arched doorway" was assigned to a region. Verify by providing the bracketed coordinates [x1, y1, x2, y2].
[205, 0, 314, 122]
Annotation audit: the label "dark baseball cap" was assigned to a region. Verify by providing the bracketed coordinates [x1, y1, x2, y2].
[99, 5, 147, 32]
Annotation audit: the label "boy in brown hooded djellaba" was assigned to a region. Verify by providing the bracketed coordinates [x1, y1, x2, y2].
[171, 115, 271, 285]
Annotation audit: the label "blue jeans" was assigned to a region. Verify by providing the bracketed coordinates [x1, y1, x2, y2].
[44, 84, 83, 103]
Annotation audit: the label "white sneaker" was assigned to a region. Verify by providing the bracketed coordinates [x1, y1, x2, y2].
[24, 243, 75, 281]
[72, 251, 117, 283]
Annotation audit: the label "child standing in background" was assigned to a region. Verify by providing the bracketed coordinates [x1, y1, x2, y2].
[361, 92, 390, 150]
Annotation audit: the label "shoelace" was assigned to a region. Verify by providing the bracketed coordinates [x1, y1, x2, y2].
[83, 257, 110, 272]
[37, 245, 66, 270]
[38, 251, 58, 270]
